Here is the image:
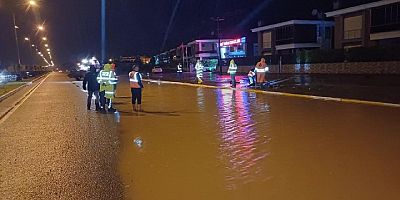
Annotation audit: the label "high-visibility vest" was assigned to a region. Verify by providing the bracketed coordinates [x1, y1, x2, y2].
[129, 71, 142, 88]
[255, 67, 269, 73]
[177, 65, 183, 73]
[195, 63, 204, 77]
[228, 64, 237, 74]
[97, 70, 118, 85]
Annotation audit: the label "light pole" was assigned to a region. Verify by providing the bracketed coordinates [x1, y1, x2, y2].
[101, 0, 106, 64]
[12, 13, 22, 66]
[211, 17, 224, 75]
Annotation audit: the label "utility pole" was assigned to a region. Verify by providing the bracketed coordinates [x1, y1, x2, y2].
[211, 17, 224, 75]
[101, 0, 106, 64]
[12, 13, 21, 66]
[182, 43, 185, 70]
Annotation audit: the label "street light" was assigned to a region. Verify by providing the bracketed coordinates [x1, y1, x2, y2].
[29, 0, 37, 6]
[44, 44, 48, 47]
[31, 44, 35, 47]
[37, 25, 44, 31]
[42, 37, 47, 41]
[24, 37, 30, 41]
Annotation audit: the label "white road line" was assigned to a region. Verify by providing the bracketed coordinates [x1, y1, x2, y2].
[0, 73, 51, 125]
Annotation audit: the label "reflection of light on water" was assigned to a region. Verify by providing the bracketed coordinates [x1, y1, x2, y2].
[216, 89, 270, 189]
[114, 111, 121, 123]
[196, 87, 205, 112]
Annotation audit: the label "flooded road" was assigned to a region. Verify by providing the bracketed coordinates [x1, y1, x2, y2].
[114, 79, 400, 200]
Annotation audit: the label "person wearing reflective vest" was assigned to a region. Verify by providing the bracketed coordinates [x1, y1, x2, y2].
[97, 63, 118, 112]
[177, 63, 183, 73]
[227, 59, 238, 87]
[129, 65, 144, 112]
[255, 58, 268, 85]
[195, 60, 204, 84]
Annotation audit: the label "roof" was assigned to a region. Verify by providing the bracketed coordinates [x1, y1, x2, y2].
[251, 20, 334, 33]
[326, 0, 400, 17]
[187, 39, 219, 45]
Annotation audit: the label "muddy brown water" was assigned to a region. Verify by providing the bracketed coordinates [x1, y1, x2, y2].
[115, 81, 400, 200]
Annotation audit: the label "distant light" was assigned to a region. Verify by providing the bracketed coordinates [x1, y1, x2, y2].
[109, 59, 113, 62]
[29, 1, 37, 6]
[42, 37, 47, 41]
[45, 44, 49, 47]
[81, 59, 89, 64]
[31, 44, 35, 47]
[37, 25, 44, 31]
[15, 26, 19, 29]
[24, 37, 29, 41]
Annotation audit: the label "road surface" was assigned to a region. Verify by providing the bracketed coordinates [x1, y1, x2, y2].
[0, 72, 122, 199]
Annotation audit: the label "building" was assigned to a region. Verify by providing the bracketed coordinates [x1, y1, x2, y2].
[251, 20, 334, 61]
[154, 37, 248, 72]
[326, 0, 400, 49]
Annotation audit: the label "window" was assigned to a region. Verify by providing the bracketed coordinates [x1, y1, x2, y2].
[276, 25, 294, 45]
[371, 3, 400, 33]
[262, 32, 272, 49]
[199, 42, 214, 52]
[344, 15, 362, 39]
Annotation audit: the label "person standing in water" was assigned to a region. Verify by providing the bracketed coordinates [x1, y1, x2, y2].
[227, 59, 238, 87]
[195, 60, 204, 84]
[255, 58, 268, 85]
[129, 65, 144, 112]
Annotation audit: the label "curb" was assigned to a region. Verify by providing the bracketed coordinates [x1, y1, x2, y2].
[143, 79, 400, 108]
[0, 73, 49, 103]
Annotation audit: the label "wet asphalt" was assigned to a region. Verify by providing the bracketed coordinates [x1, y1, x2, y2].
[0, 72, 123, 199]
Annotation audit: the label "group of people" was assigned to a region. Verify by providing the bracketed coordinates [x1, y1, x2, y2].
[82, 63, 144, 113]
[192, 57, 269, 87]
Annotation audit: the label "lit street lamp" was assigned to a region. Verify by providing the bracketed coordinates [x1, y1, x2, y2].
[37, 25, 44, 31]
[29, 0, 37, 6]
[42, 37, 47, 41]
[24, 37, 30, 41]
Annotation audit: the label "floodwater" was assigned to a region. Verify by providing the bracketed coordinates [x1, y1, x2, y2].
[114, 79, 400, 200]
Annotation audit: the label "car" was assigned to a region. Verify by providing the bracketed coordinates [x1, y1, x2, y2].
[152, 67, 163, 73]
[68, 70, 86, 81]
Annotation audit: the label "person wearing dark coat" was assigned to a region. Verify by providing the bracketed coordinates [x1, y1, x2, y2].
[83, 65, 101, 111]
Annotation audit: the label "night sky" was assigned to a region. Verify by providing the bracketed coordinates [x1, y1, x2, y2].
[0, 0, 375, 66]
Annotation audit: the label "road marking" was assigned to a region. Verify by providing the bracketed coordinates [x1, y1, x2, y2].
[143, 79, 400, 108]
[0, 73, 51, 125]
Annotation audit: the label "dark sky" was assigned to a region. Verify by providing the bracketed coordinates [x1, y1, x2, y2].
[0, 0, 375, 66]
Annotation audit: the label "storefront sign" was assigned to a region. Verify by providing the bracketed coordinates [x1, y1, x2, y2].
[220, 37, 245, 46]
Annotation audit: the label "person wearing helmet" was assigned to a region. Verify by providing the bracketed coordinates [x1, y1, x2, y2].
[227, 59, 238, 87]
[97, 63, 118, 112]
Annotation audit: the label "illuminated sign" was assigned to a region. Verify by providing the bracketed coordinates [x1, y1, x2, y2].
[220, 37, 246, 46]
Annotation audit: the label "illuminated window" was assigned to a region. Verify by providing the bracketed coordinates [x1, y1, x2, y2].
[344, 15, 362, 39]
